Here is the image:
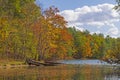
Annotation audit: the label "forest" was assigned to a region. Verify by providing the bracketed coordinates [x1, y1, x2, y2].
[0, 0, 120, 63]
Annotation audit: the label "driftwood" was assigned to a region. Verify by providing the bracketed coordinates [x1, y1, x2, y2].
[26, 59, 62, 66]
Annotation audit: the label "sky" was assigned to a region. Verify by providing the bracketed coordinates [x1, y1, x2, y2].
[36, 0, 120, 38]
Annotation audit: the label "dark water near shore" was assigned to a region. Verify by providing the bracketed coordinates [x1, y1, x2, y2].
[0, 60, 120, 80]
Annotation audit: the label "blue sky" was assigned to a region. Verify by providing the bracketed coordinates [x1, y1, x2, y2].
[36, 0, 116, 10]
[36, 0, 120, 38]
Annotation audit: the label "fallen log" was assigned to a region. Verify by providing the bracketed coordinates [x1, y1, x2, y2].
[26, 59, 41, 66]
[26, 59, 62, 66]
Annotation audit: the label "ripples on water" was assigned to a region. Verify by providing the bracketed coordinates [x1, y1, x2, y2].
[0, 60, 119, 80]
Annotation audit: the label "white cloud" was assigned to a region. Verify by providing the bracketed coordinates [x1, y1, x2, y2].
[59, 3, 120, 37]
[60, 3, 119, 23]
[107, 25, 119, 35]
[60, 10, 78, 22]
[76, 27, 85, 31]
[91, 31, 101, 34]
[86, 22, 105, 27]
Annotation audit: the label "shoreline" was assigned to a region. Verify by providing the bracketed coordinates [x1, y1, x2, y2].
[0, 59, 29, 69]
[0, 63, 29, 69]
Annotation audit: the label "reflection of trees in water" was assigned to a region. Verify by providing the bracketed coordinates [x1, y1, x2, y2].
[71, 65, 106, 80]
[104, 67, 120, 80]
[0, 65, 120, 80]
[105, 73, 119, 80]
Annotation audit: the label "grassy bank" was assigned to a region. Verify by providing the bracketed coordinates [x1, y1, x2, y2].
[0, 59, 26, 68]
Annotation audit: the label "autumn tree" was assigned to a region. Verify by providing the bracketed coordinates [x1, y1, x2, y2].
[1, 0, 120, 62]
[0, 0, 40, 60]
[47, 7, 74, 60]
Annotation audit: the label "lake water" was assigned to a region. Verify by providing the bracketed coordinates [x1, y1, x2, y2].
[59, 59, 109, 65]
[0, 60, 120, 80]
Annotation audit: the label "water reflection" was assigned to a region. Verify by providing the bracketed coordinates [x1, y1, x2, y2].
[0, 64, 119, 80]
[104, 67, 120, 80]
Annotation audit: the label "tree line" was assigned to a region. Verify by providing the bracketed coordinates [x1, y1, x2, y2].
[68, 27, 120, 62]
[0, 0, 119, 62]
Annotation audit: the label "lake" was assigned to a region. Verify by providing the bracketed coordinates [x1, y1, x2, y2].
[0, 60, 119, 80]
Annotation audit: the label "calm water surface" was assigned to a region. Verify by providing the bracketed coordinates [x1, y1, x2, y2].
[0, 60, 120, 80]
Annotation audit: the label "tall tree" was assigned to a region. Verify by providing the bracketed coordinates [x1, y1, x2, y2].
[37, 6, 74, 60]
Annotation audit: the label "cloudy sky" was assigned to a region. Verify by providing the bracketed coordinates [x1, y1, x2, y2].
[36, 0, 120, 38]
